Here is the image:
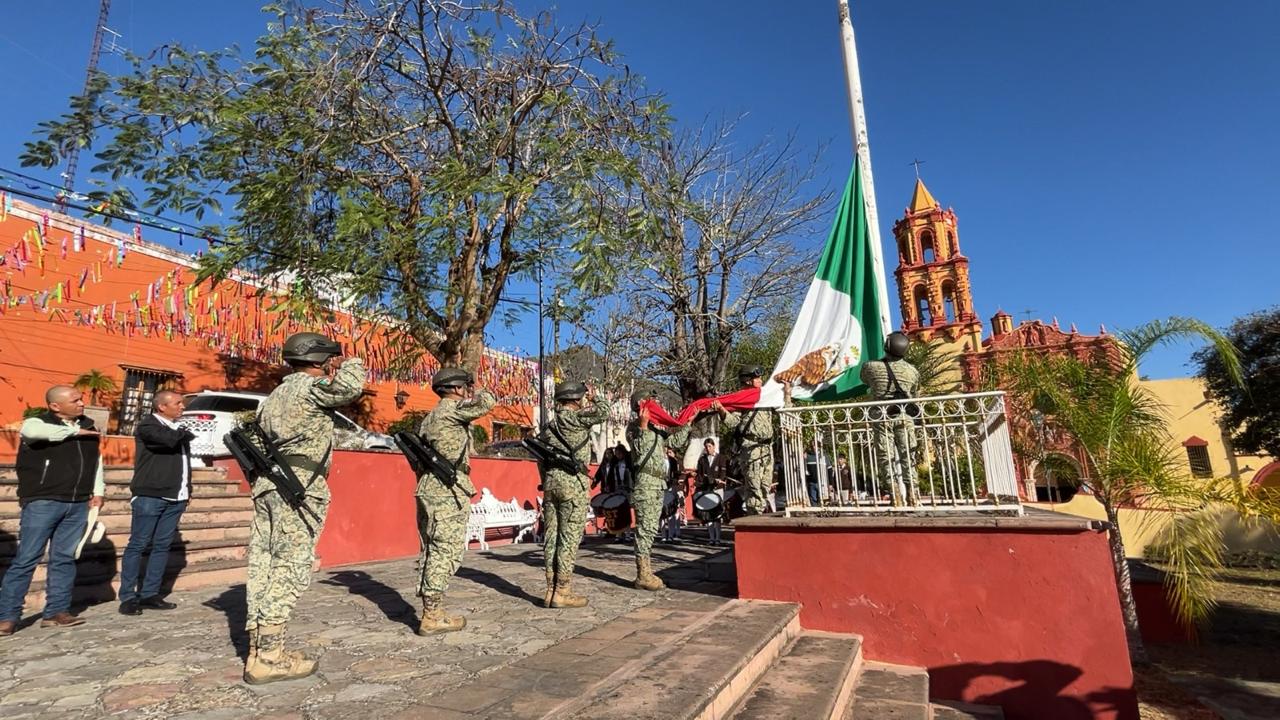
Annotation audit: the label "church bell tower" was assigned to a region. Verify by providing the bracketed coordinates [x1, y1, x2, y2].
[892, 179, 983, 350]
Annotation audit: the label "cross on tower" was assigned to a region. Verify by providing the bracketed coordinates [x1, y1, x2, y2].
[910, 159, 926, 178]
[1018, 309, 1038, 324]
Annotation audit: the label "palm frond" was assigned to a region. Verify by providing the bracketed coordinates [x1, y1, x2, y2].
[1150, 509, 1224, 630]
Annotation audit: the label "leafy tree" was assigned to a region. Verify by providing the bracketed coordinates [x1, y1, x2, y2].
[387, 410, 428, 437]
[1195, 305, 1280, 458]
[23, 1, 663, 370]
[999, 317, 1278, 663]
[74, 369, 118, 406]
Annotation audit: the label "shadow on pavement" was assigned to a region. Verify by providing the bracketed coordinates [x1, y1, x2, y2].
[321, 569, 418, 632]
[203, 583, 249, 661]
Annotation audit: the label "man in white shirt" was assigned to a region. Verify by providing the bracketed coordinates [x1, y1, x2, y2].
[118, 390, 194, 615]
[0, 385, 104, 635]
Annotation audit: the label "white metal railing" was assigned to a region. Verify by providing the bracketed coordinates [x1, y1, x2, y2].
[777, 391, 1022, 515]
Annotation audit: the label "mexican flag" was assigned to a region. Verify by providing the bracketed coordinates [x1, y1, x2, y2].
[756, 159, 892, 407]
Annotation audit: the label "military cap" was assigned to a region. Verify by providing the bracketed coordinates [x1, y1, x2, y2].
[432, 367, 473, 392]
[737, 365, 765, 379]
[282, 332, 342, 364]
[554, 381, 587, 403]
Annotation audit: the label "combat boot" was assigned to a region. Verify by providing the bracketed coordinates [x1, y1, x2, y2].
[543, 570, 556, 608]
[634, 556, 665, 591]
[417, 593, 466, 635]
[550, 577, 588, 608]
[243, 624, 318, 685]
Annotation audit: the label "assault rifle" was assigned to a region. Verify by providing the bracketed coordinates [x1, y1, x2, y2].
[224, 422, 321, 525]
[522, 435, 587, 476]
[393, 431, 459, 488]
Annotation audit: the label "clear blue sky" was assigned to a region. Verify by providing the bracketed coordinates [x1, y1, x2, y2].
[0, 1, 1274, 378]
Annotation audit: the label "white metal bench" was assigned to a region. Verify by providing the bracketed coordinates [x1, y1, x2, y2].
[465, 488, 538, 551]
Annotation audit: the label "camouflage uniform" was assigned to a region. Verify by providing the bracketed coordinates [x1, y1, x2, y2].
[542, 399, 610, 581]
[859, 358, 921, 504]
[246, 358, 366, 633]
[722, 410, 775, 515]
[626, 420, 690, 561]
[415, 389, 495, 597]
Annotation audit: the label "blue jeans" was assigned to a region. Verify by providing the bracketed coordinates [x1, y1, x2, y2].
[118, 497, 187, 602]
[0, 499, 89, 621]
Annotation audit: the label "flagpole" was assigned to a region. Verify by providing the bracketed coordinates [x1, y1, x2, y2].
[838, 0, 893, 334]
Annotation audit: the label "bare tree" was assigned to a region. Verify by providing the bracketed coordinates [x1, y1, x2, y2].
[601, 118, 830, 399]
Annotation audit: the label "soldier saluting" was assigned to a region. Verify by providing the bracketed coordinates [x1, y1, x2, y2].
[244, 332, 366, 685]
[414, 367, 495, 634]
[540, 381, 609, 608]
[626, 391, 689, 591]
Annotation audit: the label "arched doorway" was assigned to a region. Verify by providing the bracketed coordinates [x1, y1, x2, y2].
[1251, 461, 1280, 491]
[1032, 454, 1082, 502]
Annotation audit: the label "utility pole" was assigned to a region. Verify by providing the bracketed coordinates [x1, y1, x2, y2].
[61, 0, 112, 211]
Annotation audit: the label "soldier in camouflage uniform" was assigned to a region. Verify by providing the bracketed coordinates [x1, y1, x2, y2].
[540, 381, 609, 608]
[626, 391, 689, 591]
[859, 332, 921, 506]
[244, 332, 366, 685]
[414, 367, 495, 634]
[714, 366, 776, 516]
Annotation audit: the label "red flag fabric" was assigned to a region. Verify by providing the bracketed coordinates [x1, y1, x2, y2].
[640, 386, 763, 428]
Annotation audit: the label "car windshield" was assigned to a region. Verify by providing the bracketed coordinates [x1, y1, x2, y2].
[184, 396, 261, 413]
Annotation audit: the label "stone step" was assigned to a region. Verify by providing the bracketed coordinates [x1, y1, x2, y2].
[1, 539, 249, 585]
[399, 597, 800, 719]
[0, 480, 245, 501]
[930, 700, 1005, 719]
[842, 661, 932, 720]
[18, 557, 248, 614]
[558, 599, 800, 720]
[0, 503, 254, 533]
[729, 631, 863, 720]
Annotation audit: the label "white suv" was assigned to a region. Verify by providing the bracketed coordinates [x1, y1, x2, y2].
[179, 390, 394, 459]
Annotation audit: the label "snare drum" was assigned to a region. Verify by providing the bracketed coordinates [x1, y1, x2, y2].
[589, 493, 608, 513]
[724, 488, 746, 520]
[601, 492, 633, 534]
[693, 490, 724, 523]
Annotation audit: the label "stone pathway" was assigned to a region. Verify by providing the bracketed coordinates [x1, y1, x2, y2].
[0, 537, 732, 719]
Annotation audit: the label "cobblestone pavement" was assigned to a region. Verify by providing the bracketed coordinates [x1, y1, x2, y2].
[0, 536, 733, 719]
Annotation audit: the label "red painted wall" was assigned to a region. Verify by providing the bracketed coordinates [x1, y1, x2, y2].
[218, 451, 553, 567]
[1131, 579, 1194, 644]
[734, 518, 1138, 720]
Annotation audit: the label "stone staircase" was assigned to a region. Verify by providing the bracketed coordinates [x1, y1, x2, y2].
[0, 465, 252, 611]
[407, 596, 1003, 719]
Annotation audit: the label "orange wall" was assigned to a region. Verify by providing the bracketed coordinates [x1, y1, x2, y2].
[0, 198, 534, 433]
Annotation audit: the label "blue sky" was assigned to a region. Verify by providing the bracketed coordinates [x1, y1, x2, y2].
[0, 1, 1274, 378]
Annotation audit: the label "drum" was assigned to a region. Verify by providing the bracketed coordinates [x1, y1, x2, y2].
[661, 490, 679, 519]
[589, 493, 608, 513]
[693, 490, 724, 523]
[601, 492, 633, 534]
[724, 488, 746, 520]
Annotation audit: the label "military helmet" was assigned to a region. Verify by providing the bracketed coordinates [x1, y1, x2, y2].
[630, 389, 653, 411]
[554, 381, 587, 403]
[738, 365, 765, 380]
[885, 332, 911, 360]
[282, 332, 342, 364]
[432, 367, 472, 392]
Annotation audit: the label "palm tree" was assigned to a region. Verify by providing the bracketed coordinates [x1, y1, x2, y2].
[997, 317, 1278, 664]
[905, 338, 961, 396]
[74, 369, 118, 406]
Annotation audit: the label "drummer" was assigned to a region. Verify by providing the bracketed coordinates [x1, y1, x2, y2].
[695, 438, 730, 545]
[660, 448, 687, 544]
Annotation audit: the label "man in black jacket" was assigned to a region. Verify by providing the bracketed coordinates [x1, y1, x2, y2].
[0, 385, 104, 636]
[118, 390, 195, 615]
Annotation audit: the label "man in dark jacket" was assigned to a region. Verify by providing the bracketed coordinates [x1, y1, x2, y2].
[0, 385, 104, 636]
[118, 390, 195, 615]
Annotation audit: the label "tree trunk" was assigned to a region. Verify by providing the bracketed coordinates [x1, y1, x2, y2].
[1103, 499, 1148, 665]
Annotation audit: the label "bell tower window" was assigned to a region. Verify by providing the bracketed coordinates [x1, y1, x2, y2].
[942, 281, 957, 324]
[914, 285, 932, 326]
[920, 231, 936, 264]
